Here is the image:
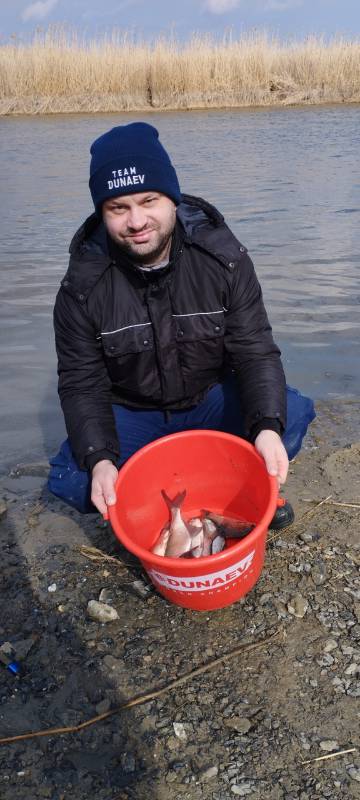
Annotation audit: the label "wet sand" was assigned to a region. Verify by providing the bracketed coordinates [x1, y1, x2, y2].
[0, 399, 359, 799]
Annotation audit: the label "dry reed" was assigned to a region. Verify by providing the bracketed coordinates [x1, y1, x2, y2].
[1, 27, 360, 115]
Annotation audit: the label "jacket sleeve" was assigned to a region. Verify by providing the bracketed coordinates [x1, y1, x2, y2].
[224, 253, 287, 438]
[54, 288, 120, 470]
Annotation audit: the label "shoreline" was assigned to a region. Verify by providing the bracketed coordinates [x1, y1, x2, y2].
[2, 95, 360, 117]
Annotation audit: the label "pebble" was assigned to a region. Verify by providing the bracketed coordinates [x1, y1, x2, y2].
[225, 717, 252, 734]
[95, 698, 111, 714]
[299, 530, 320, 543]
[199, 765, 218, 781]
[348, 767, 360, 783]
[121, 752, 136, 773]
[287, 593, 309, 618]
[311, 559, 327, 585]
[324, 639, 338, 653]
[130, 579, 154, 600]
[87, 600, 119, 623]
[0, 500, 7, 520]
[319, 740, 339, 752]
[231, 783, 253, 796]
[99, 588, 114, 604]
[47, 583, 57, 593]
[173, 722, 187, 741]
[345, 662, 359, 676]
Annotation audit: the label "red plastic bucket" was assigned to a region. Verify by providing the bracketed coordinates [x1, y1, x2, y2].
[108, 430, 278, 611]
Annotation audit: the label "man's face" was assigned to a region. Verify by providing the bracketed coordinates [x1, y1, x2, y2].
[102, 192, 177, 266]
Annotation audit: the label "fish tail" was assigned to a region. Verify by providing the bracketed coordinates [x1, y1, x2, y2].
[161, 488, 186, 511]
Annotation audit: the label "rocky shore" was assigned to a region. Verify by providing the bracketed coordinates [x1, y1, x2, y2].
[0, 399, 359, 800]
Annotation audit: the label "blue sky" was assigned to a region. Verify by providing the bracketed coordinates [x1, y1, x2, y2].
[1, 0, 359, 41]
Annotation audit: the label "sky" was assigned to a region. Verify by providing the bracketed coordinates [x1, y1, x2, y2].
[1, 0, 360, 41]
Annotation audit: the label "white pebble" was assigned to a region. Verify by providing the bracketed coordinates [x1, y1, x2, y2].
[231, 784, 253, 796]
[173, 722, 187, 741]
[319, 740, 339, 752]
[87, 600, 119, 623]
[47, 583, 57, 593]
[324, 639, 338, 653]
[345, 663, 359, 676]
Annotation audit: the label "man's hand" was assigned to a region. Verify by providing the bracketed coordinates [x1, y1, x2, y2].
[91, 459, 119, 515]
[254, 430, 289, 486]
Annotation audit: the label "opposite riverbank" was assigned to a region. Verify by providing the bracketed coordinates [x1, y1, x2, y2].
[0, 398, 359, 797]
[1, 29, 360, 115]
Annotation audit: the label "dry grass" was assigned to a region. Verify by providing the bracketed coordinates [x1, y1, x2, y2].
[1, 27, 360, 115]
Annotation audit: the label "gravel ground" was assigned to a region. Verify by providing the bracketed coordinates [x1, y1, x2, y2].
[0, 399, 359, 800]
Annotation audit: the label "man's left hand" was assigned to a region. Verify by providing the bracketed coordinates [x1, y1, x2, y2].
[254, 429, 289, 485]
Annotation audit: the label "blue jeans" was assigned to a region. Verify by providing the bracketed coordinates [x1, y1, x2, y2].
[48, 382, 315, 514]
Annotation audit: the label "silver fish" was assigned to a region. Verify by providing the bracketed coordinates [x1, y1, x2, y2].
[161, 489, 193, 558]
[211, 534, 226, 554]
[188, 518, 204, 558]
[151, 524, 171, 556]
[202, 517, 218, 556]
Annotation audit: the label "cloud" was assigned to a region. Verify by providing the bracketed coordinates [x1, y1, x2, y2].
[22, 0, 59, 22]
[204, 0, 241, 14]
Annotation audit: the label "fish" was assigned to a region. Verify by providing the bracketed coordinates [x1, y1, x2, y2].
[151, 493, 254, 559]
[211, 534, 226, 554]
[151, 524, 171, 556]
[201, 510, 255, 540]
[188, 518, 204, 558]
[160, 489, 193, 558]
[202, 517, 218, 556]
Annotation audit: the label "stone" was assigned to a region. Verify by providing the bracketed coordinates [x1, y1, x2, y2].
[47, 583, 57, 593]
[121, 752, 136, 773]
[130, 579, 154, 599]
[199, 765, 218, 780]
[95, 698, 111, 714]
[99, 588, 114, 604]
[345, 663, 359, 676]
[299, 530, 320, 543]
[87, 600, 119, 623]
[324, 639, 338, 653]
[348, 767, 360, 783]
[311, 559, 327, 585]
[173, 722, 187, 741]
[225, 717, 252, 734]
[319, 740, 339, 752]
[231, 783, 253, 796]
[0, 500, 7, 520]
[287, 593, 309, 618]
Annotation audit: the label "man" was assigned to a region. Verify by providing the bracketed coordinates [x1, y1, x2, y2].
[48, 122, 315, 525]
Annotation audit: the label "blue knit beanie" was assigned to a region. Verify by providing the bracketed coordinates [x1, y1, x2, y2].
[89, 122, 181, 215]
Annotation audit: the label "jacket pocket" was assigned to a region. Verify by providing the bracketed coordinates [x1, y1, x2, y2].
[174, 311, 224, 342]
[101, 323, 153, 356]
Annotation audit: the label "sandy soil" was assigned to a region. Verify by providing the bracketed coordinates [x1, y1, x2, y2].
[0, 399, 359, 800]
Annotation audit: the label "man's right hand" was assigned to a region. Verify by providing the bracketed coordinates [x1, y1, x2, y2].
[91, 459, 119, 515]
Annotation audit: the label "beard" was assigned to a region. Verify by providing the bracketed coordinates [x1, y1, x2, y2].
[110, 217, 175, 267]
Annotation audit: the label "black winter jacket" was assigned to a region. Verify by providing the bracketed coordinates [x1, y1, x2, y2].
[54, 194, 286, 469]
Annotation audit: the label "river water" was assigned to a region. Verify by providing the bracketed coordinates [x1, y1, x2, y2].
[0, 105, 359, 471]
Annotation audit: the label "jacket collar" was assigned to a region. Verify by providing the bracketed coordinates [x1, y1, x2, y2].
[62, 194, 244, 302]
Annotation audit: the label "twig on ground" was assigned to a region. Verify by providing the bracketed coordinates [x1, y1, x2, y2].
[303, 499, 360, 510]
[301, 747, 357, 766]
[268, 495, 332, 543]
[79, 544, 139, 570]
[0, 627, 282, 746]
